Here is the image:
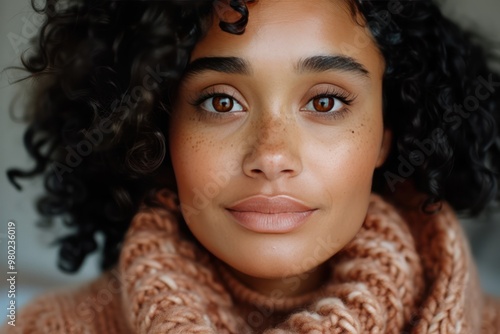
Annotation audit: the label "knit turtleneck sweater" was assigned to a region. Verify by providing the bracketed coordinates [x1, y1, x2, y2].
[4, 189, 500, 333]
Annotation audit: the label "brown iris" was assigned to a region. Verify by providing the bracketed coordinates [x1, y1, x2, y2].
[212, 96, 234, 112]
[313, 97, 335, 112]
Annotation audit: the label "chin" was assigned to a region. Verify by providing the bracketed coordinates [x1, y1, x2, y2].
[225, 249, 323, 280]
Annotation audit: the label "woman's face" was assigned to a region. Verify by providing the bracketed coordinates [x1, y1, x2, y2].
[170, 0, 389, 292]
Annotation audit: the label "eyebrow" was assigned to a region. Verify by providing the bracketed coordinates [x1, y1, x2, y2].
[184, 57, 252, 78]
[183, 55, 370, 78]
[296, 55, 370, 77]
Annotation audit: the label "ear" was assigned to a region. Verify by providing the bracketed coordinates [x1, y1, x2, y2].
[376, 128, 392, 167]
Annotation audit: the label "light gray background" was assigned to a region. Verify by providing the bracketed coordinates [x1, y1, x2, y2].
[1, 0, 499, 316]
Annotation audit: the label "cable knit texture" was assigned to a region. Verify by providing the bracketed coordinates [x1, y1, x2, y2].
[4, 189, 500, 333]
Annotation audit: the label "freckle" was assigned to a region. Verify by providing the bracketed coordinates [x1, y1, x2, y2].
[352, 130, 355, 134]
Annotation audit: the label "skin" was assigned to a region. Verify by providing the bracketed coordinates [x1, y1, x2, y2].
[169, 0, 391, 297]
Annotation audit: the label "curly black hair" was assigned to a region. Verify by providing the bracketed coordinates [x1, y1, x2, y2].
[7, 0, 500, 273]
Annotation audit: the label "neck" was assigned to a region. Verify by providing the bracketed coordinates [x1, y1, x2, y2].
[227, 262, 330, 298]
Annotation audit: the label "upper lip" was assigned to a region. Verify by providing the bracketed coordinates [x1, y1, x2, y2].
[227, 196, 315, 214]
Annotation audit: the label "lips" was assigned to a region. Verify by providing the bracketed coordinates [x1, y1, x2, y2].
[226, 196, 316, 233]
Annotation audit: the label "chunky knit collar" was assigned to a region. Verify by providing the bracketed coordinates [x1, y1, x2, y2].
[117, 189, 498, 333]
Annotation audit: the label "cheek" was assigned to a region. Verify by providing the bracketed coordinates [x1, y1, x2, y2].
[169, 122, 237, 210]
[169, 120, 204, 200]
[346, 134, 382, 185]
[311, 123, 383, 193]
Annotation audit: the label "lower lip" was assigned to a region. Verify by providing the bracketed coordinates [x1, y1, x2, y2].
[227, 210, 315, 233]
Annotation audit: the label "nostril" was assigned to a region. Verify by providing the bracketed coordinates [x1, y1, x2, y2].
[251, 168, 295, 177]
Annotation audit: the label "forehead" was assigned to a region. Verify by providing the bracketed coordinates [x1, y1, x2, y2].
[190, 0, 384, 77]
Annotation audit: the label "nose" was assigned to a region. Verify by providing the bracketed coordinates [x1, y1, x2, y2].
[242, 116, 303, 181]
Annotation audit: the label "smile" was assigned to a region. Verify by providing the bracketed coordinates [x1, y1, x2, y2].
[226, 196, 317, 233]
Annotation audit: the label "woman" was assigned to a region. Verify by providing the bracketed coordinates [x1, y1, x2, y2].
[4, 0, 500, 332]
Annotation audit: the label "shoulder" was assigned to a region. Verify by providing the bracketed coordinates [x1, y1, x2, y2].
[379, 192, 500, 333]
[2, 270, 131, 334]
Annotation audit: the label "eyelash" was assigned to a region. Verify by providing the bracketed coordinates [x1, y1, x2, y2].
[313, 88, 356, 106]
[189, 87, 235, 107]
[189, 87, 357, 119]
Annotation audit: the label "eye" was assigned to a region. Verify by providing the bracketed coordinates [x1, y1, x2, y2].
[199, 95, 245, 113]
[303, 96, 345, 113]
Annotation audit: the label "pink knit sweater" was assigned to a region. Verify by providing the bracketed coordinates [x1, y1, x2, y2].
[4, 189, 500, 333]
